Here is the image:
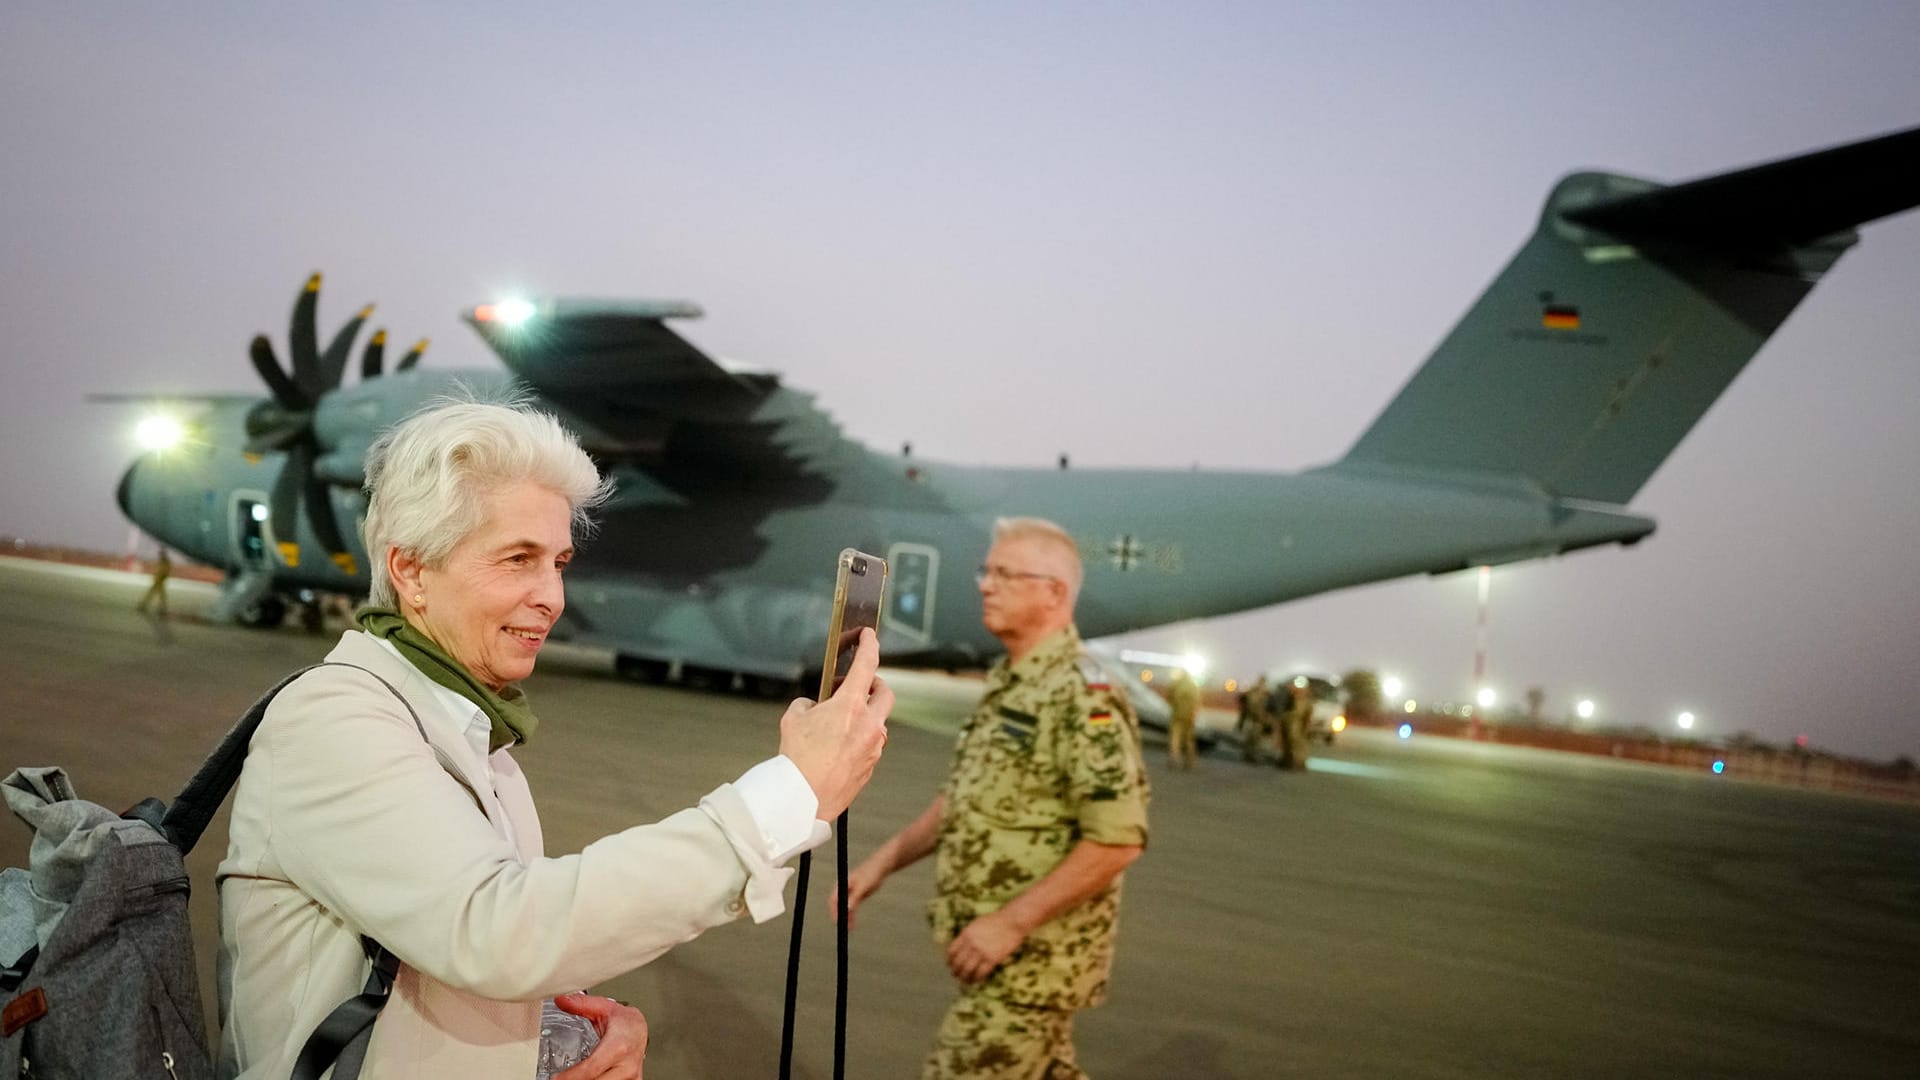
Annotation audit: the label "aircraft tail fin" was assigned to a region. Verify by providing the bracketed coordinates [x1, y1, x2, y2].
[1341, 126, 1920, 504]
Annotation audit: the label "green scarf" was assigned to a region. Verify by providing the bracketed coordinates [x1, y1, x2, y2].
[355, 606, 538, 752]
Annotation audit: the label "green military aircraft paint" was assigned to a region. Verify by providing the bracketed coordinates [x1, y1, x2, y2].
[114, 126, 1920, 691]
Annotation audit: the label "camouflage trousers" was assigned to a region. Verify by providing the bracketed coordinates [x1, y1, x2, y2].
[1279, 715, 1309, 770]
[1167, 716, 1197, 769]
[923, 987, 1087, 1080]
[1238, 717, 1272, 762]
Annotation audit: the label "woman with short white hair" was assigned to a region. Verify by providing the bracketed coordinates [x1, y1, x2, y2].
[216, 399, 892, 1079]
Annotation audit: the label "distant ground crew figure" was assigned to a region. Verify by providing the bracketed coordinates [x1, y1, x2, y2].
[135, 547, 171, 616]
[1277, 678, 1313, 771]
[1166, 668, 1200, 770]
[1238, 675, 1273, 763]
[837, 516, 1150, 1079]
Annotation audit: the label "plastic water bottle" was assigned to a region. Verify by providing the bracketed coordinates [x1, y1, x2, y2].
[535, 998, 603, 1079]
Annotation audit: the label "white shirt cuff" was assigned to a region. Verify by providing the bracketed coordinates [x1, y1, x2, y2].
[732, 756, 833, 865]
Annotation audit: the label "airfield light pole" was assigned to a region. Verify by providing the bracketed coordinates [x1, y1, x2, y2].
[1471, 565, 1490, 741]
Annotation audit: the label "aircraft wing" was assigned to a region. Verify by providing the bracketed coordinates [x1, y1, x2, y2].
[465, 300, 859, 501]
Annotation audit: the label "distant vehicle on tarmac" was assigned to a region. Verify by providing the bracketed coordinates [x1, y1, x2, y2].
[1270, 674, 1348, 745]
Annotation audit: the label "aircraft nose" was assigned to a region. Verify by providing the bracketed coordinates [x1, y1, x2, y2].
[116, 458, 138, 520]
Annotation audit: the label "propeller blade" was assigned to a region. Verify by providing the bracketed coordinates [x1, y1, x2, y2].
[303, 468, 357, 576]
[396, 337, 428, 372]
[290, 273, 322, 400]
[317, 303, 374, 392]
[361, 329, 387, 380]
[243, 405, 307, 453]
[249, 334, 307, 410]
[269, 440, 312, 569]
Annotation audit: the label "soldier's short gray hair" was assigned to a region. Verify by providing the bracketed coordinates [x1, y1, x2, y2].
[362, 396, 613, 607]
[991, 516, 1083, 603]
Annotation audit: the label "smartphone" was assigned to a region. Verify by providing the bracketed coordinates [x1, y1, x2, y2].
[818, 548, 888, 699]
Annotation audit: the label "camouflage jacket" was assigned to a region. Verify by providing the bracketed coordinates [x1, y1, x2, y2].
[930, 626, 1151, 1009]
[1167, 677, 1201, 723]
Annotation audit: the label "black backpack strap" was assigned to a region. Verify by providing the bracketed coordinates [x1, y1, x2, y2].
[0, 944, 37, 993]
[290, 937, 401, 1080]
[160, 662, 429, 855]
[121, 796, 168, 832]
[159, 665, 323, 855]
[153, 659, 428, 1080]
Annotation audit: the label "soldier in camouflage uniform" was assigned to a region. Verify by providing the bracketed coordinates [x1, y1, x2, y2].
[1276, 678, 1313, 770]
[1165, 667, 1200, 770]
[1237, 675, 1273, 764]
[839, 517, 1150, 1079]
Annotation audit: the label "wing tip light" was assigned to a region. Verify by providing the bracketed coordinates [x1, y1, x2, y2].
[473, 299, 539, 327]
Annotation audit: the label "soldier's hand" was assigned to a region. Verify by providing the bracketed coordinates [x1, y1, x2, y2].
[832, 859, 887, 929]
[946, 910, 1027, 984]
[780, 629, 893, 820]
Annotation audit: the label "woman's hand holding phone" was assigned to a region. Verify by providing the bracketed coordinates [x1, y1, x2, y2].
[779, 628, 892, 820]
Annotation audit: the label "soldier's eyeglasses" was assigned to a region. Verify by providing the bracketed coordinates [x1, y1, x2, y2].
[975, 566, 1058, 587]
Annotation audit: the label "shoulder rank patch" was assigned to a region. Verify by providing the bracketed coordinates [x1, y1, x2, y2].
[997, 704, 1040, 726]
[1087, 709, 1115, 727]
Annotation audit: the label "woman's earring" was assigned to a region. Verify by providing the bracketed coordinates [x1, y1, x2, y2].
[413, 594, 425, 606]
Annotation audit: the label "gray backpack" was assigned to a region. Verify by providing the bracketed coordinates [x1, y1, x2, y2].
[1, 665, 414, 1080]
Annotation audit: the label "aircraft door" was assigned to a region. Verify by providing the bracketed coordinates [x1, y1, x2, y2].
[884, 543, 939, 645]
[231, 491, 273, 570]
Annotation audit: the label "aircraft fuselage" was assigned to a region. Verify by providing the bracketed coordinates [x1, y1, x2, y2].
[117, 368, 1650, 678]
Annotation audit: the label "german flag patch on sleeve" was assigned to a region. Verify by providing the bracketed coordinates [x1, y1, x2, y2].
[1087, 709, 1115, 727]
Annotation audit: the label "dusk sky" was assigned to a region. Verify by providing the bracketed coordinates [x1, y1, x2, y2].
[4, 3, 1916, 760]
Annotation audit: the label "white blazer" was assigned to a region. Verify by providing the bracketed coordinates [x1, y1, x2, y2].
[216, 631, 780, 1079]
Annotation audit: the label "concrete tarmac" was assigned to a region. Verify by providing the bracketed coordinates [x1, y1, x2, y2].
[3, 556, 1917, 1078]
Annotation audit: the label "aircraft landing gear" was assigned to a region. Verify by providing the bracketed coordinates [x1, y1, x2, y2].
[679, 664, 733, 691]
[747, 674, 804, 701]
[612, 654, 805, 700]
[614, 655, 670, 683]
[237, 594, 286, 629]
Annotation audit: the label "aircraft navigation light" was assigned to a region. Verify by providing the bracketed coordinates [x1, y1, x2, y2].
[1397, 723, 1413, 739]
[1381, 675, 1403, 700]
[134, 414, 185, 452]
[1576, 699, 1596, 720]
[474, 299, 537, 327]
[1677, 710, 1696, 731]
[1475, 686, 1496, 709]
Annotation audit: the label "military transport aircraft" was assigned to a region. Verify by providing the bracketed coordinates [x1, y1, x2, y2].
[113, 126, 1920, 692]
